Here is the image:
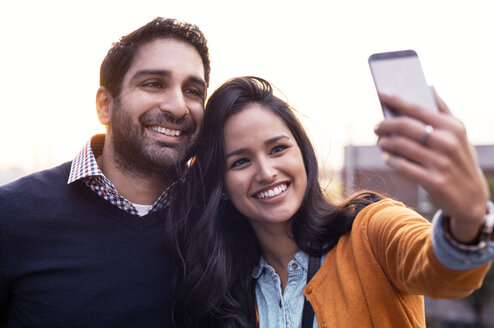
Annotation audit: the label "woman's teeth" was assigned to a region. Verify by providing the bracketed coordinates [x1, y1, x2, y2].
[256, 184, 287, 199]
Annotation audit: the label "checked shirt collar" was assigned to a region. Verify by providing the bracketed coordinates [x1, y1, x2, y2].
[67, 134, 172, 215]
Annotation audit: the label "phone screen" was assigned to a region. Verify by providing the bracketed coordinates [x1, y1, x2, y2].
[368, 50, 437, 118]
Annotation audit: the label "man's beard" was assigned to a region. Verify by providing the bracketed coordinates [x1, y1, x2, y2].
[109, 99, 196, 181]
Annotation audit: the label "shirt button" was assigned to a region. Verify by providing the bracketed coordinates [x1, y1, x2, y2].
[291, 262, 298, 270]
[306, 286, 312, 294]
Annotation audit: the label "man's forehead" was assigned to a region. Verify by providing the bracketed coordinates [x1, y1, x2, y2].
[126, 38, 205, 83]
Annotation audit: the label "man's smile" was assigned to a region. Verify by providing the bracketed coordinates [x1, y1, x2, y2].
[149, 126, 183, 137]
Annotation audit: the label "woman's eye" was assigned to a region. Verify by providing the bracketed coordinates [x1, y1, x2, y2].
[230, 158, 249, 168]
[271, 145, 288, 154]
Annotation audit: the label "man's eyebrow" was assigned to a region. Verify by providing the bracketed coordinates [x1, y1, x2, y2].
[225, 135, 290, 159]
[188, 76, 207, 90]
[129, 69, 170, 83]
[129, 70, 206, 89]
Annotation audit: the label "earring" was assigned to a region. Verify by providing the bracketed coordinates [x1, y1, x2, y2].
[222, 192, 228, 200]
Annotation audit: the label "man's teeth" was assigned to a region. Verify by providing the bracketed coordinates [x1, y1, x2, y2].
[256, 184, 287, 199]
[150, 126, 182, 136]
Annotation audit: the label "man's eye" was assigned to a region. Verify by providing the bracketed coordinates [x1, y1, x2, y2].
[143, 81, 163, 88]
[184, 87, 204, 99]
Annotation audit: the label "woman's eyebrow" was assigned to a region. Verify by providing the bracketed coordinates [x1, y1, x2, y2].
[225, 135, 290, 159]
[264, 135, 290, 145]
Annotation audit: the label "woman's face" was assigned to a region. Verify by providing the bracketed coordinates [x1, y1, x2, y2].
[223, 104, 307, 231]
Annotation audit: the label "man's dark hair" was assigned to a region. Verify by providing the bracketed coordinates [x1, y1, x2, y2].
[100, 17, 210, 98]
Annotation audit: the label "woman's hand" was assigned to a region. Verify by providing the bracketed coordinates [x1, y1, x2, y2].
[374, 89, 490, 243]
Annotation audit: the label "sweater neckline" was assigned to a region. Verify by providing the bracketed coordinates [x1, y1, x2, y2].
[71, 177, 167, 230]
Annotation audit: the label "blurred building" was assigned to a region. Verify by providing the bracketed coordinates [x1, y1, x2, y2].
[342, 144, 494, 212]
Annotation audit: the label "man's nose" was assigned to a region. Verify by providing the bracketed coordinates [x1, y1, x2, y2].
[158, 87, 187, 118]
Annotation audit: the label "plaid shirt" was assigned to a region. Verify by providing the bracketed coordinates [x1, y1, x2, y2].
[67, 134, 171, 215]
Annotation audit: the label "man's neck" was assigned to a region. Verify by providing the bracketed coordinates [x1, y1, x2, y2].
[96, 152, 170, 205]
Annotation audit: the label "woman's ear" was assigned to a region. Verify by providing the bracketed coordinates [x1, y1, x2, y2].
[96, 86, 113, 126]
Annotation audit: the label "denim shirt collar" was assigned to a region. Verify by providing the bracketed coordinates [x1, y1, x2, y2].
[252, 249, 309, 279]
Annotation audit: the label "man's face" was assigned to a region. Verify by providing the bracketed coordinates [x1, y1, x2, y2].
[108, 38, 206, 178]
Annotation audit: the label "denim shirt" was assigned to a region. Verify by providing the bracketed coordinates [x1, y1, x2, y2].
[431, 210, 494, 270]
[252, 212, 494, 328]
[253, 250, 321, 328]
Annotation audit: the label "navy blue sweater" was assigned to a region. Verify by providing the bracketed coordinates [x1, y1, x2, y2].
[0, 162, 175, 327]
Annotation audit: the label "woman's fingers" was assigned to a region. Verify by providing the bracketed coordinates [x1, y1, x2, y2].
[375, 116, 466, 160]
[374, 92, 490, 228]
[378, 92, 439, 126]
[377, 132, 445, 169]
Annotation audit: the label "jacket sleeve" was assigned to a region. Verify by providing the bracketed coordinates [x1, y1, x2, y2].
[359, 199, 490, 299]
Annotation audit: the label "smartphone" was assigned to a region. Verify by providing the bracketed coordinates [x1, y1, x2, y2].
[368, 49, 437, 118]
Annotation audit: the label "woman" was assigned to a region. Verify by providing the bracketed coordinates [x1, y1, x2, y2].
[167, 76, 492, 327]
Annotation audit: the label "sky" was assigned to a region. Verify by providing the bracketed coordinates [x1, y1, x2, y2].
[1, 0, 493, 175]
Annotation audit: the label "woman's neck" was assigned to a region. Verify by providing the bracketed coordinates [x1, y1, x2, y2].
[251, 222, 299, 292]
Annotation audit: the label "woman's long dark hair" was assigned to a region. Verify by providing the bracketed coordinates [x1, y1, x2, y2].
[167, 77, 383, 327]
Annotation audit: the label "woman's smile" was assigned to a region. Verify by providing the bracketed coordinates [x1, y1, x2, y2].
[253, 182, 289, 200]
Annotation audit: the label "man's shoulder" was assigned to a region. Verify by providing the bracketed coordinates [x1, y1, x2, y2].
[0, 161, 72, 197]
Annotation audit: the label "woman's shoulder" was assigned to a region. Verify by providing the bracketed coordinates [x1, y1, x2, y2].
[356, 197, 417, 218]
[336, 197, 432, 268]
[352, 197, 430, 233]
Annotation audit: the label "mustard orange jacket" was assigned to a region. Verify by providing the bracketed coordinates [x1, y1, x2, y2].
[301, 199, 490, 328]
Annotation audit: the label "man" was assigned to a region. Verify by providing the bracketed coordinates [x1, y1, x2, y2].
[0, 17, 210, 327]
